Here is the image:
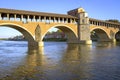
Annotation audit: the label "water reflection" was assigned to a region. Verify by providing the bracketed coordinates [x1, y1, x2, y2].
[60, 44, 93, 80]
[94, 42, 117, 48]
[62, 44, 92, 62]
[28, 46, 44, 54]
[1, 46, 46, 80]
[0, 41, 120, 80]
[27, 47, 45, 66]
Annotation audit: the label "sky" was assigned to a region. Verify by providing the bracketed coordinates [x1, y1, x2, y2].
[0, 0, 120, 38]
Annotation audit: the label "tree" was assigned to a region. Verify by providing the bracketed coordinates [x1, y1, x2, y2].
[56, 29, 62, 33]
[106, 19, 119, 23]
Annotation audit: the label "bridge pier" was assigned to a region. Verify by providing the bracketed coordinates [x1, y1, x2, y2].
[79, 40, 92, 45]
[38, 41, 44, 47]
[28, 41, 44, 49]
[111, 39, 116, 43]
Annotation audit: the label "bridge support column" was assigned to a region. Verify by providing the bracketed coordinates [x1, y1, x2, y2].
[7, 14, 9, 20]
[85, 40, 92, 44]
[27, 15, 30, 22]
[77, 8, 92, 45]
[0, 13, 1, 20]
[21, 15, 23, 21]
[111, 39, 116, 43]
[78, 40, 92, 45]
[28, 41, 44, 49]
[14, 14, 16, 21]
[38, 41, 44, 47]
[68, 8, 93, 45]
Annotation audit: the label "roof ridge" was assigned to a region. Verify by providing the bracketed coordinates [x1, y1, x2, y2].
[0, 8, 77, 18]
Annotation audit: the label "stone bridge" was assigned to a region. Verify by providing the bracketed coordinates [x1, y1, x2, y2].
[0, 8, 120, 48]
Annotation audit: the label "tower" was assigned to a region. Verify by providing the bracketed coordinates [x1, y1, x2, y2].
[68, 7, 92, 44]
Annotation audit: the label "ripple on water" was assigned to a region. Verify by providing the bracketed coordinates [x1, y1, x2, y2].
[0, 41, 120, 80]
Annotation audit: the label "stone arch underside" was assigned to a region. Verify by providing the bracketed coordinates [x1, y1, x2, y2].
[42, 25, 78, 43]
[91, 29, 111, 42]
[0, 23, 35, 45]
[115, 31, 120, 41]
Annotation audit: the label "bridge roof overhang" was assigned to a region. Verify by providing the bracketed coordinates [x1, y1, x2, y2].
[0, 8, 77, 19]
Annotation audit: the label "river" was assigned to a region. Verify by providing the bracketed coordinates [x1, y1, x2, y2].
[0, 41, 120, 80]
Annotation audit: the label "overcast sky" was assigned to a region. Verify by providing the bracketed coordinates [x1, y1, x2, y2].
[0, 0, 120, 38]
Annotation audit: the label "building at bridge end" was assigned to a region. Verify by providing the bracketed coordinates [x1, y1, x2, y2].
[68, 7, 92, 44]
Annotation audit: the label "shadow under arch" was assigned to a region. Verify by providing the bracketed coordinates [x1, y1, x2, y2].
[0, 23, 35, 46]
[42, 25, 78, 43]
[115, 31, 120, 41]
[91, 28, 110, 42]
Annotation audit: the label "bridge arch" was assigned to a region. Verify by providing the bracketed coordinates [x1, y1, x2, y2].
[90, 28, 111, 41]
[0, 23, 34, 42]
[42, 24, 78, 43]
[115, 31, 120, 41]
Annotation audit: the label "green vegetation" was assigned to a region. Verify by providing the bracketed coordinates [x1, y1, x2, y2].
[91, 31, 99, 41]
[106, 19, 120, 23]
[0, 38, 8, 40]
[43, 29, 67, 42]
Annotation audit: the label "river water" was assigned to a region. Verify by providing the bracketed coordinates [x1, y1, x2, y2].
[0, 41, 120, 80]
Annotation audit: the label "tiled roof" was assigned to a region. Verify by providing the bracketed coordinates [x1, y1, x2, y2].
[0, 8, 77, 18]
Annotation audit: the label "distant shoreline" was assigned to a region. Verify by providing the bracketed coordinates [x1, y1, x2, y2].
[0, 38, 67, 42]
[0, 38, 8, 40]
[0, 38, 26, 41]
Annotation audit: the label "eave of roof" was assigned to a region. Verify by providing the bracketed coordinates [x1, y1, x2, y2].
[0, 8, 77, 19]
